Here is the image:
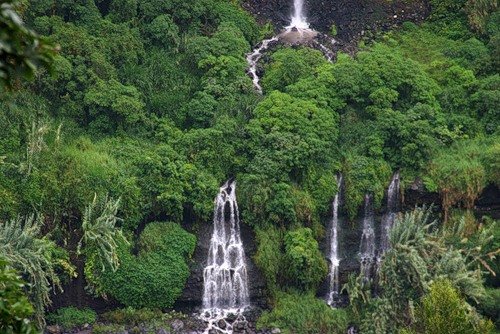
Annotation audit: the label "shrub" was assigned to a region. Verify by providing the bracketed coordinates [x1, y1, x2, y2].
[283, 228, 328, 291]
[101, 307, 163, 326]
[99, 222, 196, 309]
[46, 307, 97, 330]
[416, 280, 493, 334]
[92, 323, 126, 334]
[254, 226, 284, 296]
[0, 258, 38, 334]
[478, 288, 500, 328]
[257, 292, 348, 334]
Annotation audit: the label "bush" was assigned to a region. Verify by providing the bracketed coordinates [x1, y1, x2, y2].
[101, 307, 163, 326]
[46, 307, 97, 330]
[416, 280, 493, 334]
[283, 228, 327, 291]
[254, 226, 284, 296]
[99, 222, 196, 308]
[257, 292, 348, 334]
[478, 288, 500, 328]
[0, 258, 38, 334]
[92, 323, 126, 334]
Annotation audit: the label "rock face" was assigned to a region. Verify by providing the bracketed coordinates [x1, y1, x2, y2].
[176, 219, 267, 311]
[243, 0, 430, 42]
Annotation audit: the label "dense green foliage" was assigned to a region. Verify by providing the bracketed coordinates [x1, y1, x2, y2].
[97, 222, 196, 308]
[415, 280, 493, 334]
[0, 0, 55, 91]
[0, 0, 498, 330]
[257, 292, 348, 334]
[0, 258, 38, 334]
[344, 208, 496, 333]
[283, 228, 328, 291]
[47, 307, 97, 330]
[0, 215, 72, 325]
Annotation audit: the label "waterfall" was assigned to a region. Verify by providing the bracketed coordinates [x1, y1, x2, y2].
[359, 194, 376, 282]
[378, 172, 401, 259]
[246, 37, 279, 94]
[289, 0, 309, 29]
[327, 174, 342, 306]
[201, 180, 249, 333]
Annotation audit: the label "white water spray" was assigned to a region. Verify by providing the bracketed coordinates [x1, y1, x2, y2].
[288, 0, 310, 29]
[201, 180, 249, 334]
[327, 174, 342, 306]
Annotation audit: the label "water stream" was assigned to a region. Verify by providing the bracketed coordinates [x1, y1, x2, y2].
[380, 172, 401, 254]
[327, 174, 342, 306]
[201, 180, 249, 334]
[246, 0, 322, 91]
[359, 194, 376, 283]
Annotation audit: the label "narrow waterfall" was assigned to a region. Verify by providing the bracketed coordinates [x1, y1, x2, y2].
[289, 0, 309, 29]
[359, 194, 376, 282]
[327, 174, 342, 306]
[379, 172, 401, 254]
[246, 37, 279, 94]
[201, 180, 249, 333]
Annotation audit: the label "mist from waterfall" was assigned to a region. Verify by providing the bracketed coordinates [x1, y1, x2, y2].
[359, 194, 376, 282]
[327, 174, 342, 307]
[201, 180, 249, 333]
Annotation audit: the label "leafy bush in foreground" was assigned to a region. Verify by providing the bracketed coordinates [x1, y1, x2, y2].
[0, 258, 38, 334]
[257, 292, 348, 334]
[99, 222, 196, 309]
[47, 307, 97, 330]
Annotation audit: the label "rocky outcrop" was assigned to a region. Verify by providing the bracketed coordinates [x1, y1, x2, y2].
[243, 0, 430, 43]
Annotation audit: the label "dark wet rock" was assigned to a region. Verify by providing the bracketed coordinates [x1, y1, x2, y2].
[217, 319, 226, 329]
[242, 0, 430, 45]
[171, 319, 184, 332]
[156, 329, 170, 334]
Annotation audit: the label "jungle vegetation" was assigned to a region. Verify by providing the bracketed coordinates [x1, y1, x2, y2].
[0, 0, 498, 333]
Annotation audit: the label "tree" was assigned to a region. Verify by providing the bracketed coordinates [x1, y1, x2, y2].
[0, 0, 55, 91]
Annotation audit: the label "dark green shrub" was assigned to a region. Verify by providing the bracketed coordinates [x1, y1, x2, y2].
[416, 280, 493, 334]
[0, 259, 38, 334]
[92, 323, 126, 334]
[478, 288, 500, 328]
[254, 226, 284, 296]
[283, 228, 327, 291]
[101, 307, 163, 326]
[46, 307, 97, 330]
[257, 292, 348, 334]
[99, 222, 196, 309]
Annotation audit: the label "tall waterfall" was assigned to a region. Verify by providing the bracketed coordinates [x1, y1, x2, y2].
[327, 175, 342, 306]
[380, 172, 401, 254]
[359, 194, 376, 282]
[289, 0, 309, 29]
[201, 180, 249, 333]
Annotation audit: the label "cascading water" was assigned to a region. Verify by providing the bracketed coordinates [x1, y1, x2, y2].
[327, 174, 342, 307]
[201, 180, 249, 334]
[288, 0, 309, 29]
[380, 172, 401, 254]
[246, 37, 279, 94]
[359, 194, 376, 282]
[246, 0, 322, 91]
